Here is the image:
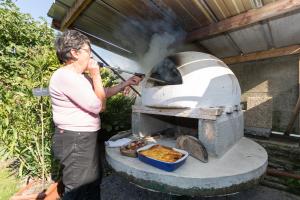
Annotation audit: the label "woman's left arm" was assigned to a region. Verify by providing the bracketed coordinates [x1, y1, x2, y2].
[105, 76, 142, 98]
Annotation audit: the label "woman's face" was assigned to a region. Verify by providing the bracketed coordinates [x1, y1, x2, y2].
[71, 43, 92, 70]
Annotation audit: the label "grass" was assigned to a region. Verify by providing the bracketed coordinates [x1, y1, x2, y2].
[0, 165, 20, 200]
[0, 144, 20, 199]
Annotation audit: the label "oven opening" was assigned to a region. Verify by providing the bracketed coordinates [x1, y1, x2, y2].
[148, 57, 183, 86]
[141, 114, 199, 139]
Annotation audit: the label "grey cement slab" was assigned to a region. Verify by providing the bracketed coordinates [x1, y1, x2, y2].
[245, 96, 272, 129]
[199, 35, 240, 58]
[101, 174, 300, 200]
[105, 137, 267, 196]
[269, 10, 300, 48]
[228, 24, 268, 54]
[244, 95, 273, 137]
[229, 55, 299, 134]
[198, 112, 244, 157]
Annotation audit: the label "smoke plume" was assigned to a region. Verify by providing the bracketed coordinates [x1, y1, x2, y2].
[114, 8, 186, 74]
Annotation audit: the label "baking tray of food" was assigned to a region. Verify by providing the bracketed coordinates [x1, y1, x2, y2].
[120, 140, 147, 157]
[137, 144, 189, 172]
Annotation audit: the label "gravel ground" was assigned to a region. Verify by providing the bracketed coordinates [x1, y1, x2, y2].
[100, 173, 300, 200]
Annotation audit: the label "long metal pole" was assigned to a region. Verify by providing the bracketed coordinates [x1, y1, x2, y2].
[97, 63, 167, 84]
[41, 97, 45, 189]
[73, 27, 141, 96]
[91, 49, 141, 97]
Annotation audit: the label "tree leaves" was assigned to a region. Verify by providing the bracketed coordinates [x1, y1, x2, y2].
[0, 0, 135, 179]
[0, 0, 59, 179]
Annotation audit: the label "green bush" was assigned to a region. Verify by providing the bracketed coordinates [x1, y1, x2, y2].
[100, 68, 135, 139]
[286, 178, 300, 195]
[0, 0, 135, 179]
[0, 0, 59, 178]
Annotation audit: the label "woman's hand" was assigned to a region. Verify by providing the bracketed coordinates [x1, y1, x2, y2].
[87, 59, 106, 107]
[124, 76, 143, 86]
[87, 59, 100, 76]
[122, 76, 143, 95]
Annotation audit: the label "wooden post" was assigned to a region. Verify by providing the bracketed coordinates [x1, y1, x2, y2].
[298, 56, 300, 138]
[223, 45, 300, 65]
[267, 168, 300, 180]
[41, 97, 45, 189]
[285, 56, 300, 135]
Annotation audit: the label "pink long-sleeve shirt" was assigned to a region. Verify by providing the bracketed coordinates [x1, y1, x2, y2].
[49, 68, 102, 132]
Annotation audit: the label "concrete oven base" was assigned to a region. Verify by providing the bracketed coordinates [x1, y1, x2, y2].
[105, 137, 268, 197]
[132, 107, 244, 158]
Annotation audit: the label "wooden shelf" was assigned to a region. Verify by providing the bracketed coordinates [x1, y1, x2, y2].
[132, 105, 224, 120]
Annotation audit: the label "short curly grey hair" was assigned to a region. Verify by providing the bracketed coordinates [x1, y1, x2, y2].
[55, 30, 91, 64]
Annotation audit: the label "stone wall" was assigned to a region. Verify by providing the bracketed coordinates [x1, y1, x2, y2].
[249, 135, 300, 195]
[229, 55, 299, 134]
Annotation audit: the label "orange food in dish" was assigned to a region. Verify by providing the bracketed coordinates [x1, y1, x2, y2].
[139, 145, 183, 162]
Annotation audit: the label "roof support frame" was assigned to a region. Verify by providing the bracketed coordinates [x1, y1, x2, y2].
[187, 0, 300, 42]
[198, 0, 244, 55]
[60, 0, 94, 31]
[223, 44, 300, 65]
[260, 21, 275, 49]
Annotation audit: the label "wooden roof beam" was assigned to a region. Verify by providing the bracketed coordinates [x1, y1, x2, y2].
[60, 0, 94, 31]
[187, 0, 300, 42]
[223, 45, 300, 65]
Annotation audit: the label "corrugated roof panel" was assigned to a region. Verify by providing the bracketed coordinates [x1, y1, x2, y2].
[206, 0, 231, 20]
[82, 1, 150, 53]
[73, 15, 135, 55]
[74, 16, 120, 46]
[204, 0, 279, 21]
[269, 11, 300, 48]
[155, 0, 193, 31]
[228, 24, 269, 53]
[74, 21, 151, 58]
[160, 0, 211, 31]
[101, 0, 163, 21]
[58, 0, 79, 7]
[48, 0, 299, 59]
[262, 0, 277, 5]
[224, 0, 247, 15]
[47, 3, 67, 21]
[199, 35, 240, 58]
[241, 0, 253, 10]
[99, 0, 183, 40]
[84, 1, 125, 32]
[177, 0, 212, 26]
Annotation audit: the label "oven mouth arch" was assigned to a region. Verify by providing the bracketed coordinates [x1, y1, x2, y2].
[148, 56, 183, 87]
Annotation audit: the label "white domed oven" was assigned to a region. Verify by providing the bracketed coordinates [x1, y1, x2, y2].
[134, 51, 244, 157]
[106, 52, 267, 196]
[142, 52, 241, 109]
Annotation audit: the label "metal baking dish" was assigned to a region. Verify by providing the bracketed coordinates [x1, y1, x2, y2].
[137, 144, 189, 172]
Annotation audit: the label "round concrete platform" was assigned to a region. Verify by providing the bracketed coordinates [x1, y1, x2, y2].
[105, 137, 268, 196]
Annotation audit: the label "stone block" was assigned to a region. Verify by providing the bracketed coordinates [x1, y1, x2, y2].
[198, 111, 244, 157]
[245, 96, 272, 129]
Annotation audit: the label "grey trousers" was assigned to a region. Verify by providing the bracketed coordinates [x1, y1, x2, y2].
[52, 127, 102, 200]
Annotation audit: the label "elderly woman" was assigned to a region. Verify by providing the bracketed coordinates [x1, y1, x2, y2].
[49, 30, 141, 199]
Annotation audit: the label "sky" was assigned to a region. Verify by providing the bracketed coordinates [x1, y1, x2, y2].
[13, 0, 142, 75]
[14, 0, 53, 24]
